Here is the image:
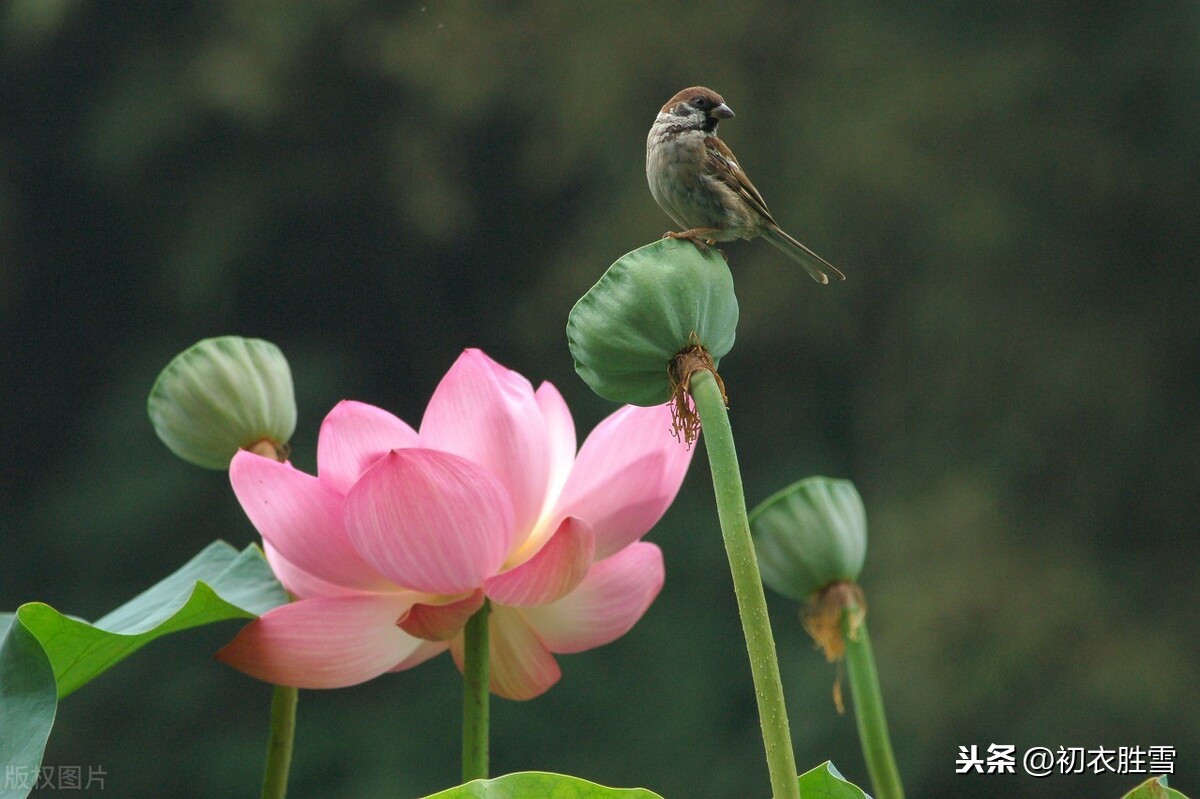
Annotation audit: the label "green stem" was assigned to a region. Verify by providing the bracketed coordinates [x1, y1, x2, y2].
[842, 612, 905, 799]
[261, 684, 298, 799]
[462, 600, 491, 783]
[691, 369, 800, 799]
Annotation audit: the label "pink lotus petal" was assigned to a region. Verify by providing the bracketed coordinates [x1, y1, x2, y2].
[419, 349, 552, 544]
[535, 382, 576, 516]
[484, 518, 594, 607]
[344, 448, 514, 595]
[522, 542, 664, 654]
[450, 606, 561, 701]
[555, 404, 694, 559]
[398, 589, 486, 641]
[230, 451, 396, 592]
[217, 594, 421, 688]
[317, 401, 418, 495]
[263, 543, 365, 600]
[389, 639, 450, 671]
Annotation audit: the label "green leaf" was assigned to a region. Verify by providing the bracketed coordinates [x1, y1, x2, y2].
[420, 772, 664, 798]
[420, 767, 871, 799]
[30, 540, 287, 698]
[0, 614, 57, 799]
[0, 541, 286, 799]
[1121, 776, 1190, 799]
[797, 761, 874, 798]
[567, 238, 738, 406]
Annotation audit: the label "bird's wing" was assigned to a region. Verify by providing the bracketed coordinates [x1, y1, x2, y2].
[704, 135, 778, 226]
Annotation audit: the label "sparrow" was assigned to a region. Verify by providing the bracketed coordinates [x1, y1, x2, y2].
[646, 86, 844, 284]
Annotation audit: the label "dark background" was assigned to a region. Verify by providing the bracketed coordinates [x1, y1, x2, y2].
[2, 2, 1197, 797]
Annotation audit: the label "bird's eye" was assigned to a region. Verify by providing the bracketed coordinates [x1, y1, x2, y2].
[693, 96, 708, 109]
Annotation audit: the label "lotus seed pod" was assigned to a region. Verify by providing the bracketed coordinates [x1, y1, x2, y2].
[148, 336, 296, 469]
[567, 238, 738, 406]
[750, 476, 867, 600]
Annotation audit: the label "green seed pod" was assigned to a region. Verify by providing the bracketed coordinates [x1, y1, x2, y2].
[148, 336, 297, 469]
[567, 238, 738, 405]
[750, 476, 867, 600]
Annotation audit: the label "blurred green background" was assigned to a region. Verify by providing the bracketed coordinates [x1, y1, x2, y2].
[2, 2, 1197, 797]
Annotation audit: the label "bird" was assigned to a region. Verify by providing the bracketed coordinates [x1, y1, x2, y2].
[646, 86, 844, 284]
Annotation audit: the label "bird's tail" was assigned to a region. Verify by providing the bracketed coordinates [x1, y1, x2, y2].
[762, 226, 845, 284]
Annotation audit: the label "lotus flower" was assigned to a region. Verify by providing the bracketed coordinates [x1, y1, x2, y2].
[217, 349, 694, 700]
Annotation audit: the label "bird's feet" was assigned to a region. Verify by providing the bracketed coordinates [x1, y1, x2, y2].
[663, 228, 724, 258]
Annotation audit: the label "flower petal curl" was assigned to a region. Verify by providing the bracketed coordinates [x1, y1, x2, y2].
[398, 589, 486, 641]
[485, 518, 594, 607]
[522, 541, 665, 654]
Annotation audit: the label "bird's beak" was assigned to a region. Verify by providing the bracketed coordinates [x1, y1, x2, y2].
[711, 103, 735, 119]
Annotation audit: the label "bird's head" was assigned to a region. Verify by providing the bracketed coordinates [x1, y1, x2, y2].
[660, 86, 735, 133]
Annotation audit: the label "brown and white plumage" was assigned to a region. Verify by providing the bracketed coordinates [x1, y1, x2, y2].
[646, 86, 844, 284]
